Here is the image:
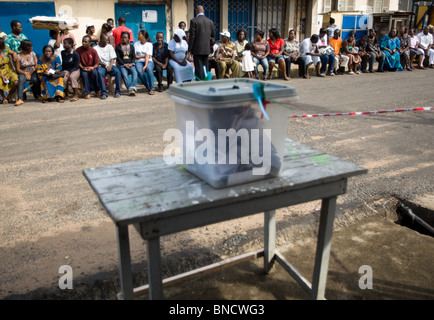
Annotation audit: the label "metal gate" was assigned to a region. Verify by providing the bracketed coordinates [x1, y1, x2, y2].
[255, 0, 286, 39]
[228, 0, 255, 41]
[227, 0, 286, 41]
[193, 0, 220, 39]
[192, 0, 285, 41]
[294, 0, 309, 41]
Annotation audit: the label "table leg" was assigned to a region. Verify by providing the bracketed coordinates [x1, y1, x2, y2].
[311, 197, 337, 300]
[116, 225, 134, 300]
[264, 210, 276, 274]
[147, 237, 164, 299]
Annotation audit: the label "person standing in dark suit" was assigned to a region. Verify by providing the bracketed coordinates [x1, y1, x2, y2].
[188, 5, 215, 80]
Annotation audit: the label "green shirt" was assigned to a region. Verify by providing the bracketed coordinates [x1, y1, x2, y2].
[5, 33, 28, 53]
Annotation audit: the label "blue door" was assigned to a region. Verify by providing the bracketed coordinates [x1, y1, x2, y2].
[0, 1, 55, 57]
[115, 3, 166, 43]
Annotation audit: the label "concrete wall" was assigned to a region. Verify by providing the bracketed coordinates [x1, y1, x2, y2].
[55, 0, 116, 43]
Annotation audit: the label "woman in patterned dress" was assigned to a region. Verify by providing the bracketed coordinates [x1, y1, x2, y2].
[379, 28, 404, 71]
[15, 40, 40, 106]
[0, 38, 18, 104]
[36, 45, 65, 103]
[283, 29, 307, 79]
[398, 26, 412, 71]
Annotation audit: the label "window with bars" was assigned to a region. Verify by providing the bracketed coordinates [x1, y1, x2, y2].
[337, 0, 355, 11]
[323, 0, 332, 12]
[368, 0, 391, 13]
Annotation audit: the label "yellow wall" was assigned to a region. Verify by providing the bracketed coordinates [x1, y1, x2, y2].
[55, 0, 116, 43]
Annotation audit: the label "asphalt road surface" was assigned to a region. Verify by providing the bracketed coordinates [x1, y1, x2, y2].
[0, 69, 433, 300]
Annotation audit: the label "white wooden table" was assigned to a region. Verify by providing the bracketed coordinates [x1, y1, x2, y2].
[83, 139, 366, 300]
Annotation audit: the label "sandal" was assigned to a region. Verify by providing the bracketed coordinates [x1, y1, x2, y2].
[70, 97, 79, 102]
[148, 90, 155, 95]
[2, 99, 7, 104]
[14, 99, 24, 106]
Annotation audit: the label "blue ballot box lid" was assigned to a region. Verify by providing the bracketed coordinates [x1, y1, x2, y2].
[166, 78, 298, 107]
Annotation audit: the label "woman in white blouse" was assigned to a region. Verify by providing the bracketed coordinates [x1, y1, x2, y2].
[168, 29, 195, 83]
[134, 29, 155, 95]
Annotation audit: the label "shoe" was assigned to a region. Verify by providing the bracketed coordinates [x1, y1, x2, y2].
[148, 90, 155, 95]
[356, 71, 361, 74]
[157, 84, 163, 92]
[115, 93, 121, 98]
[100, 95, 108, 100]
[70, 97, 79, 102]
[318, 73, 326, 77]
[128, 90, 135, 96]
[328, 72, 335, 76]
[84, 94, 91, 99]
[348, 71, 355, 75]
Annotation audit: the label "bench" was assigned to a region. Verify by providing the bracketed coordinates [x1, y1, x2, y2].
[83, 139, 367, 300]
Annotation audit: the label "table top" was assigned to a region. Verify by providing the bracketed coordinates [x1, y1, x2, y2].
[83, 139, 367, 226]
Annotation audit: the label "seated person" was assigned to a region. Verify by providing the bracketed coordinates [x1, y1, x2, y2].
[367, 29, 386, 72]
[216, 31, 240, 78]
[342, 32, 362, 74]
[416, 26, 434, 68]
[15, 40, 41, 106]
[398, 26, 412, 71]
[61, 37, 81, 102]
[329, 29, 350, 74]
[116, 31, 137, 96]
[153, 31, 173, 91]
[134, 29, 155, 95]
[379, 28, 403, 71]
[168, 29, 195, 83]
[266, 28, 289, 80]
[356, 35, 371, 73]
[76, 35, 99, 99]
[94, 33, 122, 99]
[282, 29, 307, 78]
[251, 30, 269, 80]
[300, 34, 321, 77]
[409, 28, 424, 69]
[0, 38, 18, 104]
[234, 29, 248, 77]
[36, 45, 65, 103]
[208, 38, 220, 79]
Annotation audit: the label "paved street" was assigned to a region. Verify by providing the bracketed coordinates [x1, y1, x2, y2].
[0, 69, 433, 300]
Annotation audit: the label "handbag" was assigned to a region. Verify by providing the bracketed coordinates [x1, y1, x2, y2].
[51, 71, 66, 79]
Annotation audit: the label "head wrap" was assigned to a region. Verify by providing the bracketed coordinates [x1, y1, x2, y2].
[173, 28, 186, 40]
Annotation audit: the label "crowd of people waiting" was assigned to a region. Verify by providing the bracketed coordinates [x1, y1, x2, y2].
[0, 15, 433, 107]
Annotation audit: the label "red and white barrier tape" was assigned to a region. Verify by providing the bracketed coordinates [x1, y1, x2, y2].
[288, 107, 434, 118]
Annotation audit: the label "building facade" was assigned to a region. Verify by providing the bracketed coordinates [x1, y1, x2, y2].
[0, 0, 406, 54]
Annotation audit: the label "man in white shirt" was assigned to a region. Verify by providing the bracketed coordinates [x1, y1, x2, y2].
[409, 28, 425, 68]
[300, 34, 334, 77]
[94, 33, 122, 99]
[416, 26, 434, 68]
[300, 34, 321, 76]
